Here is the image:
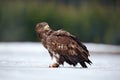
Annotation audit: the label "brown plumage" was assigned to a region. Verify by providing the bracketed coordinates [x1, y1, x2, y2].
[35, 22, 92, 68]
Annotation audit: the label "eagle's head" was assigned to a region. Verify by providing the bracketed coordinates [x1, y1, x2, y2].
[35, 22, 51, 34]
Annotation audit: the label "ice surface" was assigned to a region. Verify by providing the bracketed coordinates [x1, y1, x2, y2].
[0, 42, 120, 80]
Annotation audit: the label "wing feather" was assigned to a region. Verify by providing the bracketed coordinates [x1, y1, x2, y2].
[46, 30, 89, 61]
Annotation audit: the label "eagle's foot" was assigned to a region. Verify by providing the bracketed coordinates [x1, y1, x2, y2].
[49, 63, 59, 68]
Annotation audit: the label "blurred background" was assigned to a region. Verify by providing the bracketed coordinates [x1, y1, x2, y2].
[0, 1, 120, 80]
[0, 0, 120, 45]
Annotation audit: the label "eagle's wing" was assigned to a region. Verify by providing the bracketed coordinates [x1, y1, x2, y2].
[47, 30, 90, 62]
[69, 35, 90, 56]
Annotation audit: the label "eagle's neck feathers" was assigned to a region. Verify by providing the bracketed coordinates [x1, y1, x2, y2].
[40, 30, 54, 48]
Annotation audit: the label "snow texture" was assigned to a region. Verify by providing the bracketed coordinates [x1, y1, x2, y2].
[0, 42, 120, 80]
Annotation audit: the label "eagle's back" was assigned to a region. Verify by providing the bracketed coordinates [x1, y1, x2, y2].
[46, 30, 92, 67]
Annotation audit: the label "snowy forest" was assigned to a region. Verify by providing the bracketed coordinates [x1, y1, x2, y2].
[0, 0, 120, 44]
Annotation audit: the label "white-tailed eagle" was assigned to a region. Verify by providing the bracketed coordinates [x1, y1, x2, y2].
[35, 22, 92, 68]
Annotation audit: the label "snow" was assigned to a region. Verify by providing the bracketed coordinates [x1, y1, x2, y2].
[0, 42, 120, 80]
[85, 43, 120, 53]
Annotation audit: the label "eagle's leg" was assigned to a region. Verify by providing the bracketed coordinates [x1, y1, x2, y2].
[49, 63, 59, 68]
[49, 56, 60, 68]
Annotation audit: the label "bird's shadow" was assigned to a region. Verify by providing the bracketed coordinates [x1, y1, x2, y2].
[37, 66, 86, 69]
[59, 66, 84, 69]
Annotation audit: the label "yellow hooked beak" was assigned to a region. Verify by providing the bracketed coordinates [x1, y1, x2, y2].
[44, 25, 50, 30]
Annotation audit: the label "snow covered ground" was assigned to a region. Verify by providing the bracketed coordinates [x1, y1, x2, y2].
[0, 42, 120, 80]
